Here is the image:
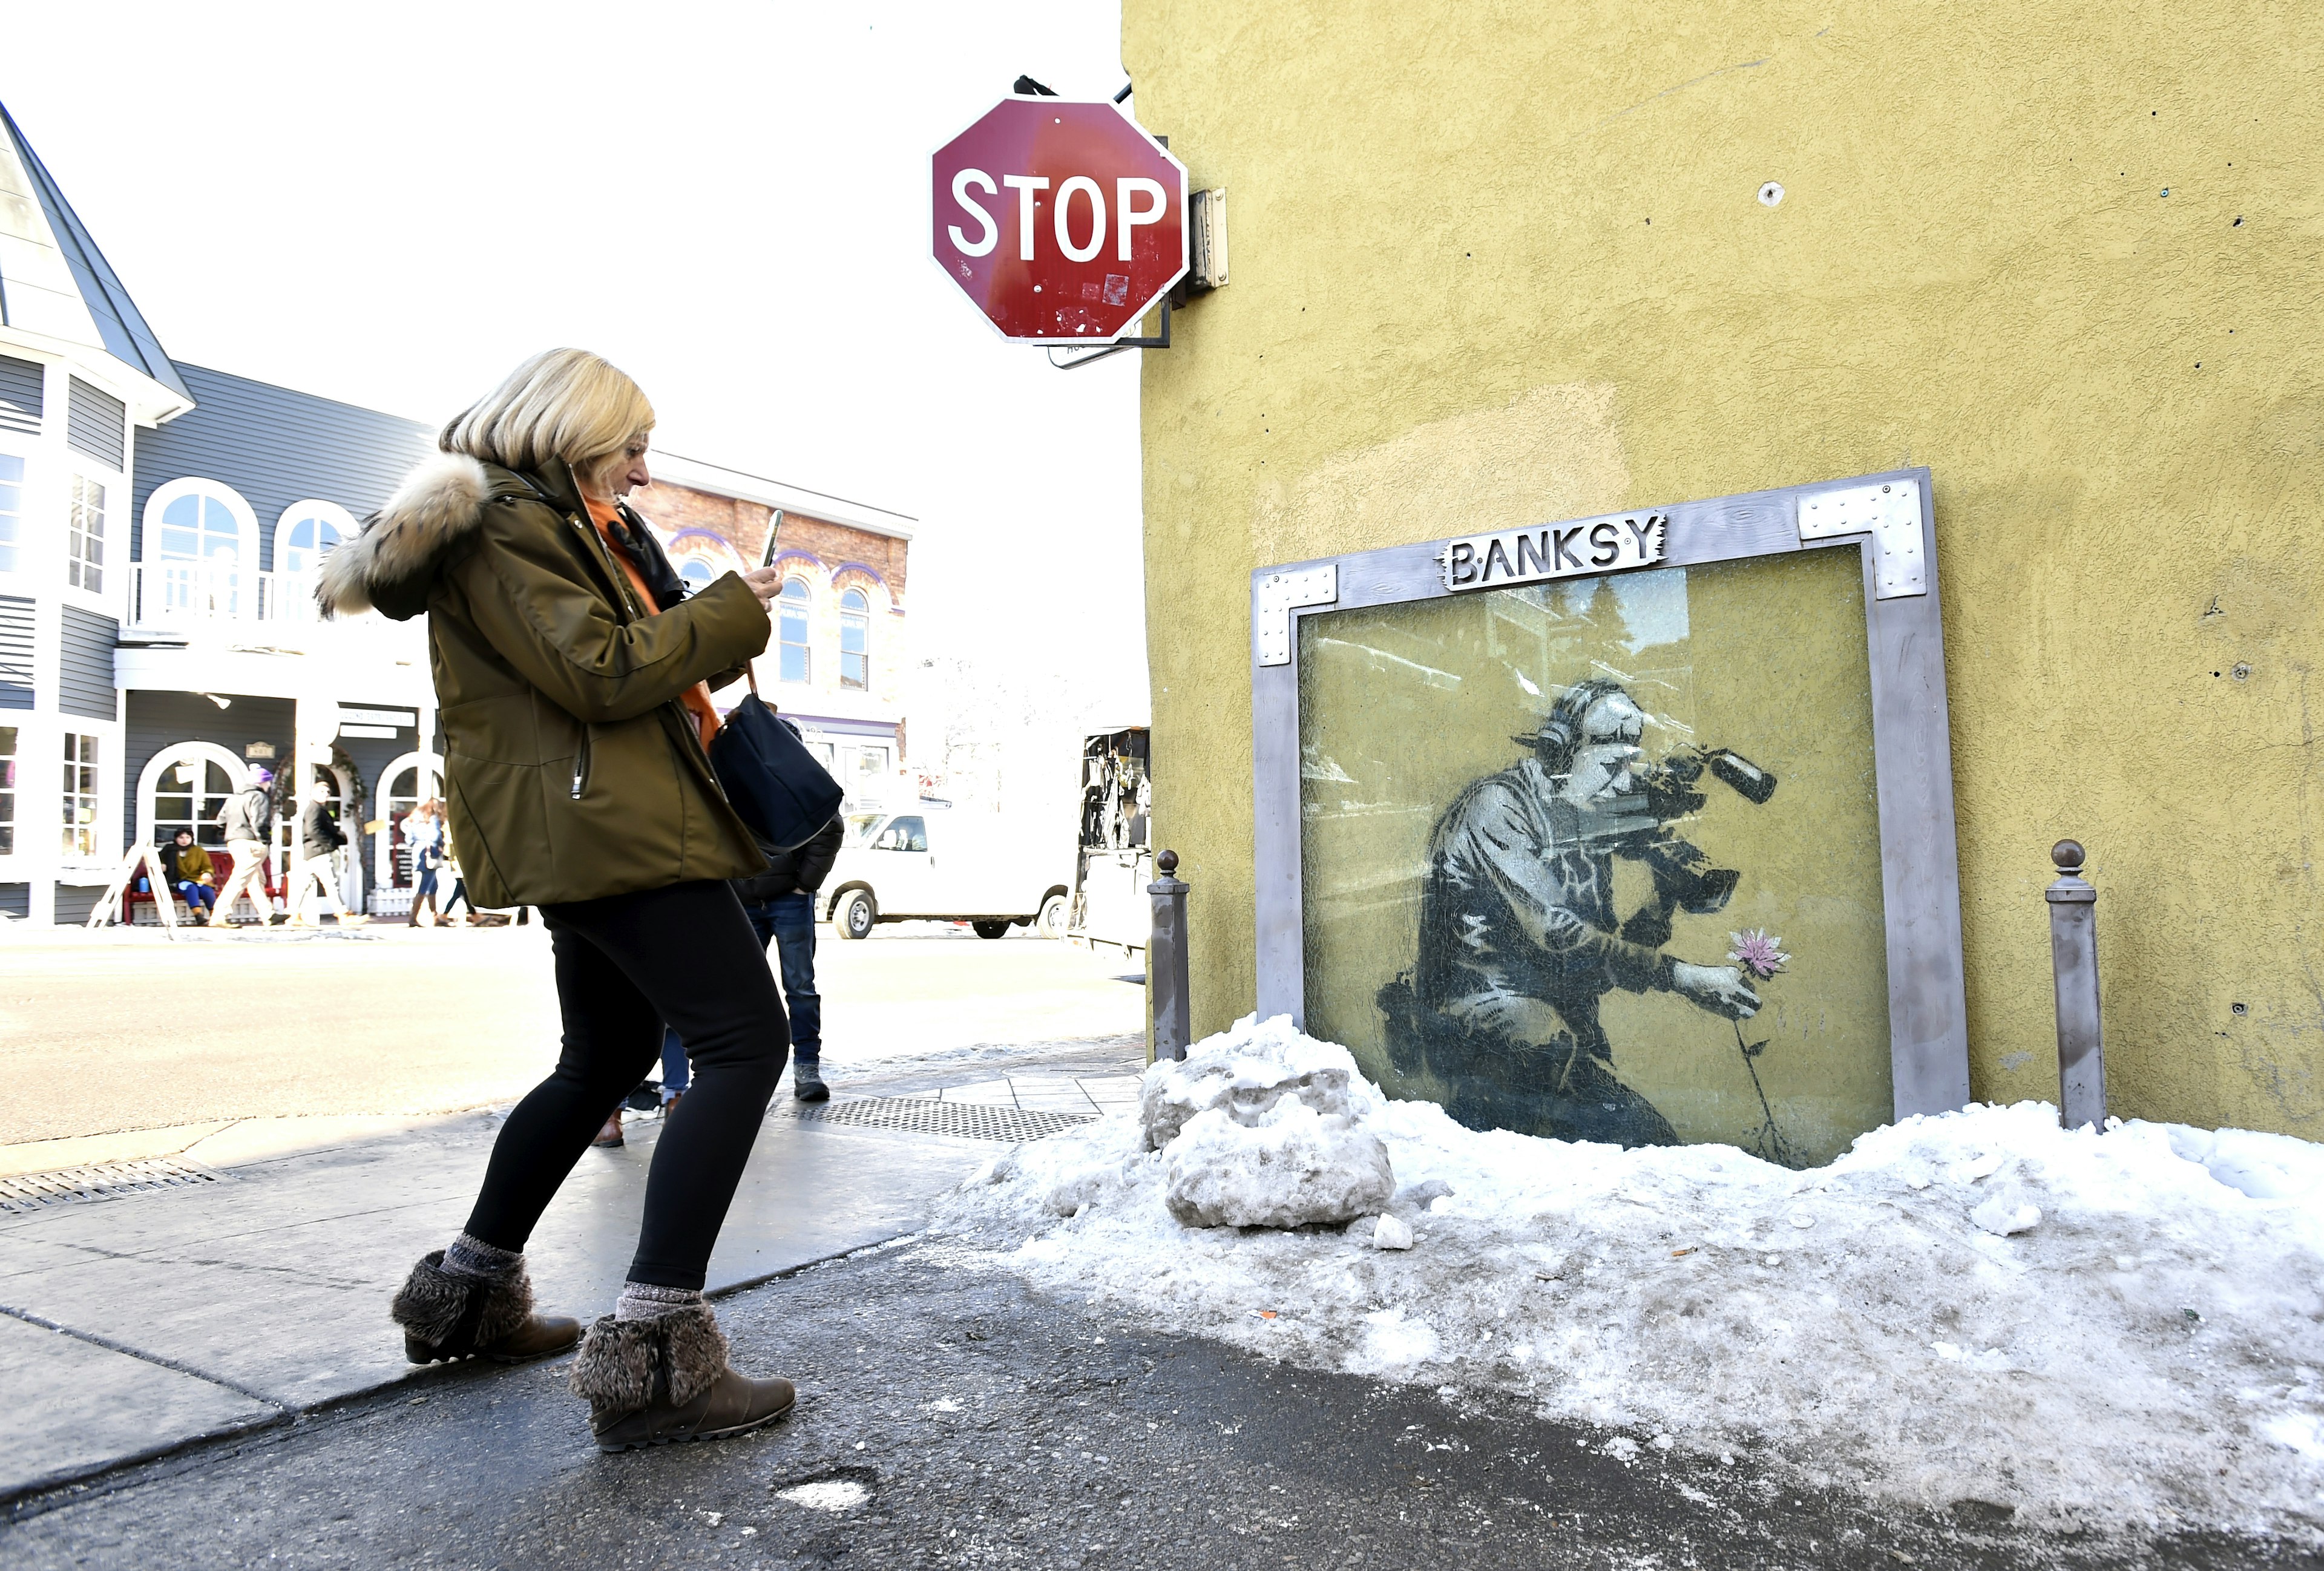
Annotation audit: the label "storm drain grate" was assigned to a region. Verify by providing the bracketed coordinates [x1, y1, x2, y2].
[0, 1158, 223, 1215]
[793, 1097, 1097, 1144]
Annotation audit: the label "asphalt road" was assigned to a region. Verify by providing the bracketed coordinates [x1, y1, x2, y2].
[4, 1244, 2308, 1570]
[0, 923, 1145, 1146]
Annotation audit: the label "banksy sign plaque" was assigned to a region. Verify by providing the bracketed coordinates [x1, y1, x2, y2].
[1250, 470, 1968, 1166]
[1440, 512, 1666, 591]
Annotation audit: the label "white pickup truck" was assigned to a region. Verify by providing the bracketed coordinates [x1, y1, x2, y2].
[820, 802, 1074, 941]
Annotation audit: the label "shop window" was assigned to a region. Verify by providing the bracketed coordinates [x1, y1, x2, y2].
[68, 475, 103, 592]
[61, 733, 99, 858]
[0, 724, 15, 854]
[0, 453, 21, 574]
[779, 577, 811, 683]
[839, 588, 870, 690]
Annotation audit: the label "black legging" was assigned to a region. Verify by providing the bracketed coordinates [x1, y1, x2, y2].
[462, 879, 789, 1290]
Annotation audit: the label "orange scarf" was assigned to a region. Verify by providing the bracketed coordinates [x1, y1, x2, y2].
[584, 496, 721, 750]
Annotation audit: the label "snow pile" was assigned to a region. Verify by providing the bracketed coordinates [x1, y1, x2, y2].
[1140, 1016, 1394, 1228]
[931, 1015, 2324, 1535]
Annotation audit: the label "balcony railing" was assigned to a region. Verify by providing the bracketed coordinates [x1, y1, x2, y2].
[126, 562, 325, 629]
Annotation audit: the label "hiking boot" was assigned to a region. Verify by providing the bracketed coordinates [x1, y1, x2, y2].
[390, 1251, 580, 1365]
[568, 1305, 795, 1452]
[792, 1062, 829, 1103]
[592, 1112, 625, 1147]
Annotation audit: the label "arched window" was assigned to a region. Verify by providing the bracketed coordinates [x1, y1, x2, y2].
[661, 527, 742, 598]
[137, 742, 245, 850]
[839, 587, 870, 690]
[142, 479, 258, 620]
[277, 502, 355, 574]
[157, 489, 244, 563]
[779, 577, 812, 683]
[274, 500, 359, 622]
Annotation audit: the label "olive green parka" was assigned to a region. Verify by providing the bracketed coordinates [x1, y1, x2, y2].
[317, 451, 769, 908]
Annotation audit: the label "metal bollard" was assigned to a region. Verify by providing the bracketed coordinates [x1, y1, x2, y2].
[2046, 839, 2106, 1130]
[1148, 849, 1192, 1062]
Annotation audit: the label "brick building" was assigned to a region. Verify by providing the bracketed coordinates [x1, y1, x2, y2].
[639, 454, 914, 806]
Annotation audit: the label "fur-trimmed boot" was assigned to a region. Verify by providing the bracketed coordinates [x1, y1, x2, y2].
[390, 1250, 581, 1365]
[567, 1304, 796, 1452]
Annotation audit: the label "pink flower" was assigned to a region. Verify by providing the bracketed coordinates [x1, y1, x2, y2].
[1727, 929, 1790, 979]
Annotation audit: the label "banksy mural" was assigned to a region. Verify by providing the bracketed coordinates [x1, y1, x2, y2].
[1297, 549, 1893, 1167]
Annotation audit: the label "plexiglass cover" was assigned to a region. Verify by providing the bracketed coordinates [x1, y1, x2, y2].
[1297, 547, 1890, 1167]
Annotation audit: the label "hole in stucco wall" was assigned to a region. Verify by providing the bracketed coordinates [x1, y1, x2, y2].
[1758, 182, 1785, 206]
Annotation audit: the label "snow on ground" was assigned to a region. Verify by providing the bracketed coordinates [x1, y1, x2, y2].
[927, 1015, 2324, 1537]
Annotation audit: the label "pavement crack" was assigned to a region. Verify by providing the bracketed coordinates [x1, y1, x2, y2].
[0, 1300, 290, 1411]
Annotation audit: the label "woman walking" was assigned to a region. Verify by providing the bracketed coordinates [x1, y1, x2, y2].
[320, 349, 796, 1451]
[439, 827, 474, 927]
[404, 799, 445, 927]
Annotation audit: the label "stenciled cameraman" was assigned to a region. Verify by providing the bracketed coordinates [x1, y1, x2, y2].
[1407, 677, 1760, 1145]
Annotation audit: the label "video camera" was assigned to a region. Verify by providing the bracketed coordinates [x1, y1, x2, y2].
[1604, 746, 1779, 949]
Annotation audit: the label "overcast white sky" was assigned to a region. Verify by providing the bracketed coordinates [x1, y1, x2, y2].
[2, 0, 1147, 711]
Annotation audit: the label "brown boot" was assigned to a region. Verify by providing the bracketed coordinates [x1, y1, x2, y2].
[568, 1305, 795, 1452]
[390, 1250, 580, 1365]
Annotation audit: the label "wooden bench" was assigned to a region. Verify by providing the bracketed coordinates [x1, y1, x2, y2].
[124, 848, 283, 927]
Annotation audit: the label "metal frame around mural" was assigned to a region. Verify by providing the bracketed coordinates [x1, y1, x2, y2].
[1248, 466, 1972, 1123]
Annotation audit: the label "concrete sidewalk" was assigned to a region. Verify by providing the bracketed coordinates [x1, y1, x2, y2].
[0, 1042, 1144, 1503]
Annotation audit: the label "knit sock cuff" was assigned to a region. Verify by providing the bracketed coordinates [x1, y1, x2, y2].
[444, 1232, 523, 1280]
[615, 1282, 706, 1322]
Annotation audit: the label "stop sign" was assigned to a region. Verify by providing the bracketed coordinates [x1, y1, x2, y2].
[931, 97, 1189, 345]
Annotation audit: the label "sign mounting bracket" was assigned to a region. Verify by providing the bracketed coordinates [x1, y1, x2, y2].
[1046, 297, 1170, 371]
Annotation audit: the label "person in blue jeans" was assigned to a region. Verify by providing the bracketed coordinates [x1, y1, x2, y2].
[162, 828, 219, 923]
[658, 807, 846, 1112]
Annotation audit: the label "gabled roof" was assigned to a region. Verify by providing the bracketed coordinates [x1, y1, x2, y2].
[0, 98, 190, 403]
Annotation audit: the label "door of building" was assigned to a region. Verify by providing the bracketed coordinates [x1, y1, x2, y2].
[140, 743, 243, 852]
[374, 753, 445, 897]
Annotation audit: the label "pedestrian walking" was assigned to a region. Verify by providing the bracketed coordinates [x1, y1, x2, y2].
[659, 801, 845, 1111]
[286, 772, 363, 927]
[211, 766, 278, 926]
[439, 825, 474, 926]
[405, 799, 446, 926]
[161, 828, 218, 925]
[322, 347, 796, 1452]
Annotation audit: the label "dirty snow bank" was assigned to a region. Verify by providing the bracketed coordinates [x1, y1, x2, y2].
[928, 1015, 2324, 1535]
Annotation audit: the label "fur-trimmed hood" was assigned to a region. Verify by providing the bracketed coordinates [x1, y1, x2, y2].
[315, 446, 769, 910]
[317, 451, 494, 621]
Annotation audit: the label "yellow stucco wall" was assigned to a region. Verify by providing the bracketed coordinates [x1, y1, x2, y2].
[1126, 1, 2324, 1133]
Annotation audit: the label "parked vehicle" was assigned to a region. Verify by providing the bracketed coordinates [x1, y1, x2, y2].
[820, 800, 1074, 941]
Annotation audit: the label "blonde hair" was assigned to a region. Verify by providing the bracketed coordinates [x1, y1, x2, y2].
[439, 349, 654, 493]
